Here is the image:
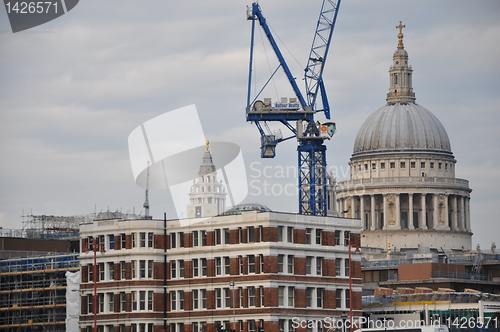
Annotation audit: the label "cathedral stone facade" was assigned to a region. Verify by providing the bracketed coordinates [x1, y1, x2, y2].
[336, 23, 472, 252]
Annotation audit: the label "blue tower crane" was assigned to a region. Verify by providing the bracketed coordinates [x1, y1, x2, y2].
[246, 0, 341, 216]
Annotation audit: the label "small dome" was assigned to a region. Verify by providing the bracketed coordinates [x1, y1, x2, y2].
[352, 102, 452, 158]
[222, 203, 272, 215]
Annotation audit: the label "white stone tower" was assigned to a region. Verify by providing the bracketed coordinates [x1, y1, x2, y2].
[186, 141, 227, 218]
[336, 22, 472, 251]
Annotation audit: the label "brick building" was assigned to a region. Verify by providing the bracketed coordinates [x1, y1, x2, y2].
[79, 210, 362, 332]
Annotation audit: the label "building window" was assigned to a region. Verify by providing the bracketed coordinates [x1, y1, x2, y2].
[140, 232, 146, 248]
[170, 291, 176, 310]
[193, 259, 199, 277]
[215, 229, 222, 245]
[140, 291, 146, 310]
[148, 291, 153, 310]
[148, 260, 153, 279]
[305, 228, 312, 244]
[306, 288, 313, 308]
[139, 260, 146, 279]
[170, 260, 176, 279]
[317, 288, 324, 308]
[201, 258, 207, 276]
[215, 288, 222, 308]
[108, 262, 114, 280]
[344, 259, 350, 277]
[390, 162, 395, 169]
[238, 227, 243, 243]
[248, 226, 255, 242]
[411, 161, 416, 168]
[148, 232, 153, 248]
[193, 231, 199, 246]
[346, 289, 350, 308]
[131, 261, 136, 279]
[224, 228, 230, 244]
[439, 162, 442, 169]
[216, 257, 222, 276]
[120, 233, 126, 249]
[260, 286, 265, 307]
[259, 254, 264, 273]
[201, 289, 207, 308]
[132, 233, 136, 248]
[238, 256, 244, 274]
[278, 254, 284, 273]
[170, 233, 176, 248]
[278, 286, 284, 306]
[316, 257, 323, 276]
[248, 287, 256, 307]
[108, 235, 114, 250]
[400, 161, 406, 168]
[179, 232, 184, 248]
[372, 163, 376, 169]
[445, 163, 448, 170]
[248, 320, 256, 332]
[430, 162, 435, 168]
[224, 288, 231, 308]
[193, 290, 199, 309]
[107, 292, 114, 313]
[306, 256, 312, 275]
[120, 261, 126, 280]
[287, 226, 294, 243]
[316, 229, 322, 244]
[277, 226, 284, 242]
[238, 287, 244, 307]
[381, 162, 386, 169]
[179, 260, 185, 278]
[132, 291, 137, 311]
[223, 256, 230, 275]
[201, 230, 207, 246]
[421, 162, 425, 168]
[336, 258, 342, 276]
[120, 292, 126, 312]
[98, 263, 105, 281]
[335, 230, 341, 245]
[288, 286, 294, 307]
[287, 255, 294, 274]
[178, 290, 184, 310]
[336, 289, 342, 308]
[364, 163, 368, 170]
[344, 231, 350, 246]
[248, 255, 256, 273]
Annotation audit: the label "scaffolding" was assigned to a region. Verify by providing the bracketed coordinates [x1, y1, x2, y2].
[0, 253, 79, 331]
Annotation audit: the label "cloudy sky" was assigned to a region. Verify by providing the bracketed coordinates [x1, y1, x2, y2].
[0, 0, 498, 249]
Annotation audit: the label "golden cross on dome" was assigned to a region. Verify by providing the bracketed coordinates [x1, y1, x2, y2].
[205, 140, 210, 152]
[396, 21, 405, 34]
[396, 21, 405, 48]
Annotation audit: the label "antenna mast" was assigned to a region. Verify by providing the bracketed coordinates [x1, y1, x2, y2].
[144, 161, 150, 219]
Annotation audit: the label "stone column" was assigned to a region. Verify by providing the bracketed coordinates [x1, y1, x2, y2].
[420, 193, 427, 229]
[432, 194, 439, 230]
[465, 196, 470, 231]
[371, 195, 376, 230]
[443, 194, 449, 229]
[408, 193, 414, 229]
[383, 194, 388, 230]
[351, 196, 356, 219]
[360, 195, 366, 230]
[451, 195, 458, 231]
[458, 196, 464, 231]
[395, 193, 401, 229]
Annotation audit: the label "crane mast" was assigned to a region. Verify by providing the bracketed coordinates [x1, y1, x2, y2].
[246, 0, 341, 216]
